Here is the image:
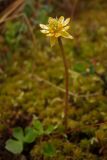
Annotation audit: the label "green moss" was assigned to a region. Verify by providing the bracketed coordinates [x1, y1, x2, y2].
[0, 2, 107, 159]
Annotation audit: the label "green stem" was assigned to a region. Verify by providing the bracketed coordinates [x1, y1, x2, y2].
[58, 37, 69, 131]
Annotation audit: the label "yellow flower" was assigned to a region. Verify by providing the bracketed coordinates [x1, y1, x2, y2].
[40, 16, 73, 47]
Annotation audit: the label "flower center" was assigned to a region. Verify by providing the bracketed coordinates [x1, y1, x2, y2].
[49, 21, 63, 35]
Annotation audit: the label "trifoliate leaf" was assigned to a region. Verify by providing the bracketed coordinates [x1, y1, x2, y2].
[33, 120, 44, 135]
[42, 143, 56, 157]
[13, 127, 24, 141]
[45, 125, 56, 135]
[5, 139, 23, 154]
[24, 127, 37, 143]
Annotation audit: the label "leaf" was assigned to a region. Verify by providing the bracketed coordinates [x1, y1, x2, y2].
[24, 0, 35, 17]
[24, 127, 37, 143]
[5, 139, 23, 154]
[33, 120, 44, 135]
[36, 9, 48, 24]
[73, 61, 95, 75]
[73, 63, 86, 74]
[89, 64, 95, 74]
[13, 127, 24, 141]
[42, 143, 56, 157]
[45, 125, 56, 135]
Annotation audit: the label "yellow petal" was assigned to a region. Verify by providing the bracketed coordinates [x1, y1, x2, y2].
[63, 18, 70, 26]
[59, 16, 64, 23]
[63, 26, 70, 31]
[50, 37, 57, 47]
[48, 17, 55, 24]
[40, 30, 49, 34]
[55, 32, 61, 37]
[46, 33, 54, 37]
[40, 24, 48, 30]
[61, 31, 73, 39]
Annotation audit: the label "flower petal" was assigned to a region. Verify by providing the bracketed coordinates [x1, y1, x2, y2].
[63, 26, 70, 31]
[46, 33, 54, 37]
[40, 24, 48, 30]
[63, 18, 70, 26]
[40, 30, 49, 34]
[61, 31, 73, 39]
[55, 32, 61, 37]
[48, 17, 55, 24]
[59, 16, 64, 23]
[50, 37, 57, 47]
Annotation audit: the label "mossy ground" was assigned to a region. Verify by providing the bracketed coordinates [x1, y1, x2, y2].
[0, 2, 107, 160]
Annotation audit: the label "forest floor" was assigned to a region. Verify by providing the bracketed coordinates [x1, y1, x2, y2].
[0, 5, 107, 160]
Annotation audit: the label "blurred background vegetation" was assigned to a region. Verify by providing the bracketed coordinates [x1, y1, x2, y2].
[0, 0, 107, 160]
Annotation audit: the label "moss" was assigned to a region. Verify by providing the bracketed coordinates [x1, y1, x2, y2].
[0, 2, 107, 160]
[31, 137, 98, 160]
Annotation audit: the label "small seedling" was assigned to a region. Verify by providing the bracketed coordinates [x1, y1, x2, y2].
[5, 127, 37, 154]
[42, 142, 56, 157]
[32, 120, 57, 135]
[5, 120, 56, 154]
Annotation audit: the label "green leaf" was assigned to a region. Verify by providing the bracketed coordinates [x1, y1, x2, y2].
[36, 9, 48, 24]
[89, 64, 95, 74]
[13, 127, 24, 141]
[33, 120, 44, 135]
[73, 63, 86, 74]
[45, 125, 56, 135]
[24, 127, 37, 143]
[24, 0, 35, 17]
[5, 139, 23, 154]
[73, 61, 95, 75]
[42, 143, 56, 157]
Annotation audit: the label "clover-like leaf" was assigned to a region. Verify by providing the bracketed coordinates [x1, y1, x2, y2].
[42, 143, 56, 157]
[13, 127, 24, 141]
[24, 127, 37, 143]
[5, 139, 23, 154]
[45, 125, 56, 135]
[73, 61, 95, 75]
[73, 62, 86, 74]
[33, 120, 44, 135]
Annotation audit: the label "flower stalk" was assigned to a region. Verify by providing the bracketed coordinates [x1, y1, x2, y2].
[40, 16, 73, 131]
[58, 37, 69, 131]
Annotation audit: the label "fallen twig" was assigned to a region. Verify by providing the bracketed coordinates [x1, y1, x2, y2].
[0, 0, 24, 24]
[0, 13, 36, 47]
[34, 74, 100, 98]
